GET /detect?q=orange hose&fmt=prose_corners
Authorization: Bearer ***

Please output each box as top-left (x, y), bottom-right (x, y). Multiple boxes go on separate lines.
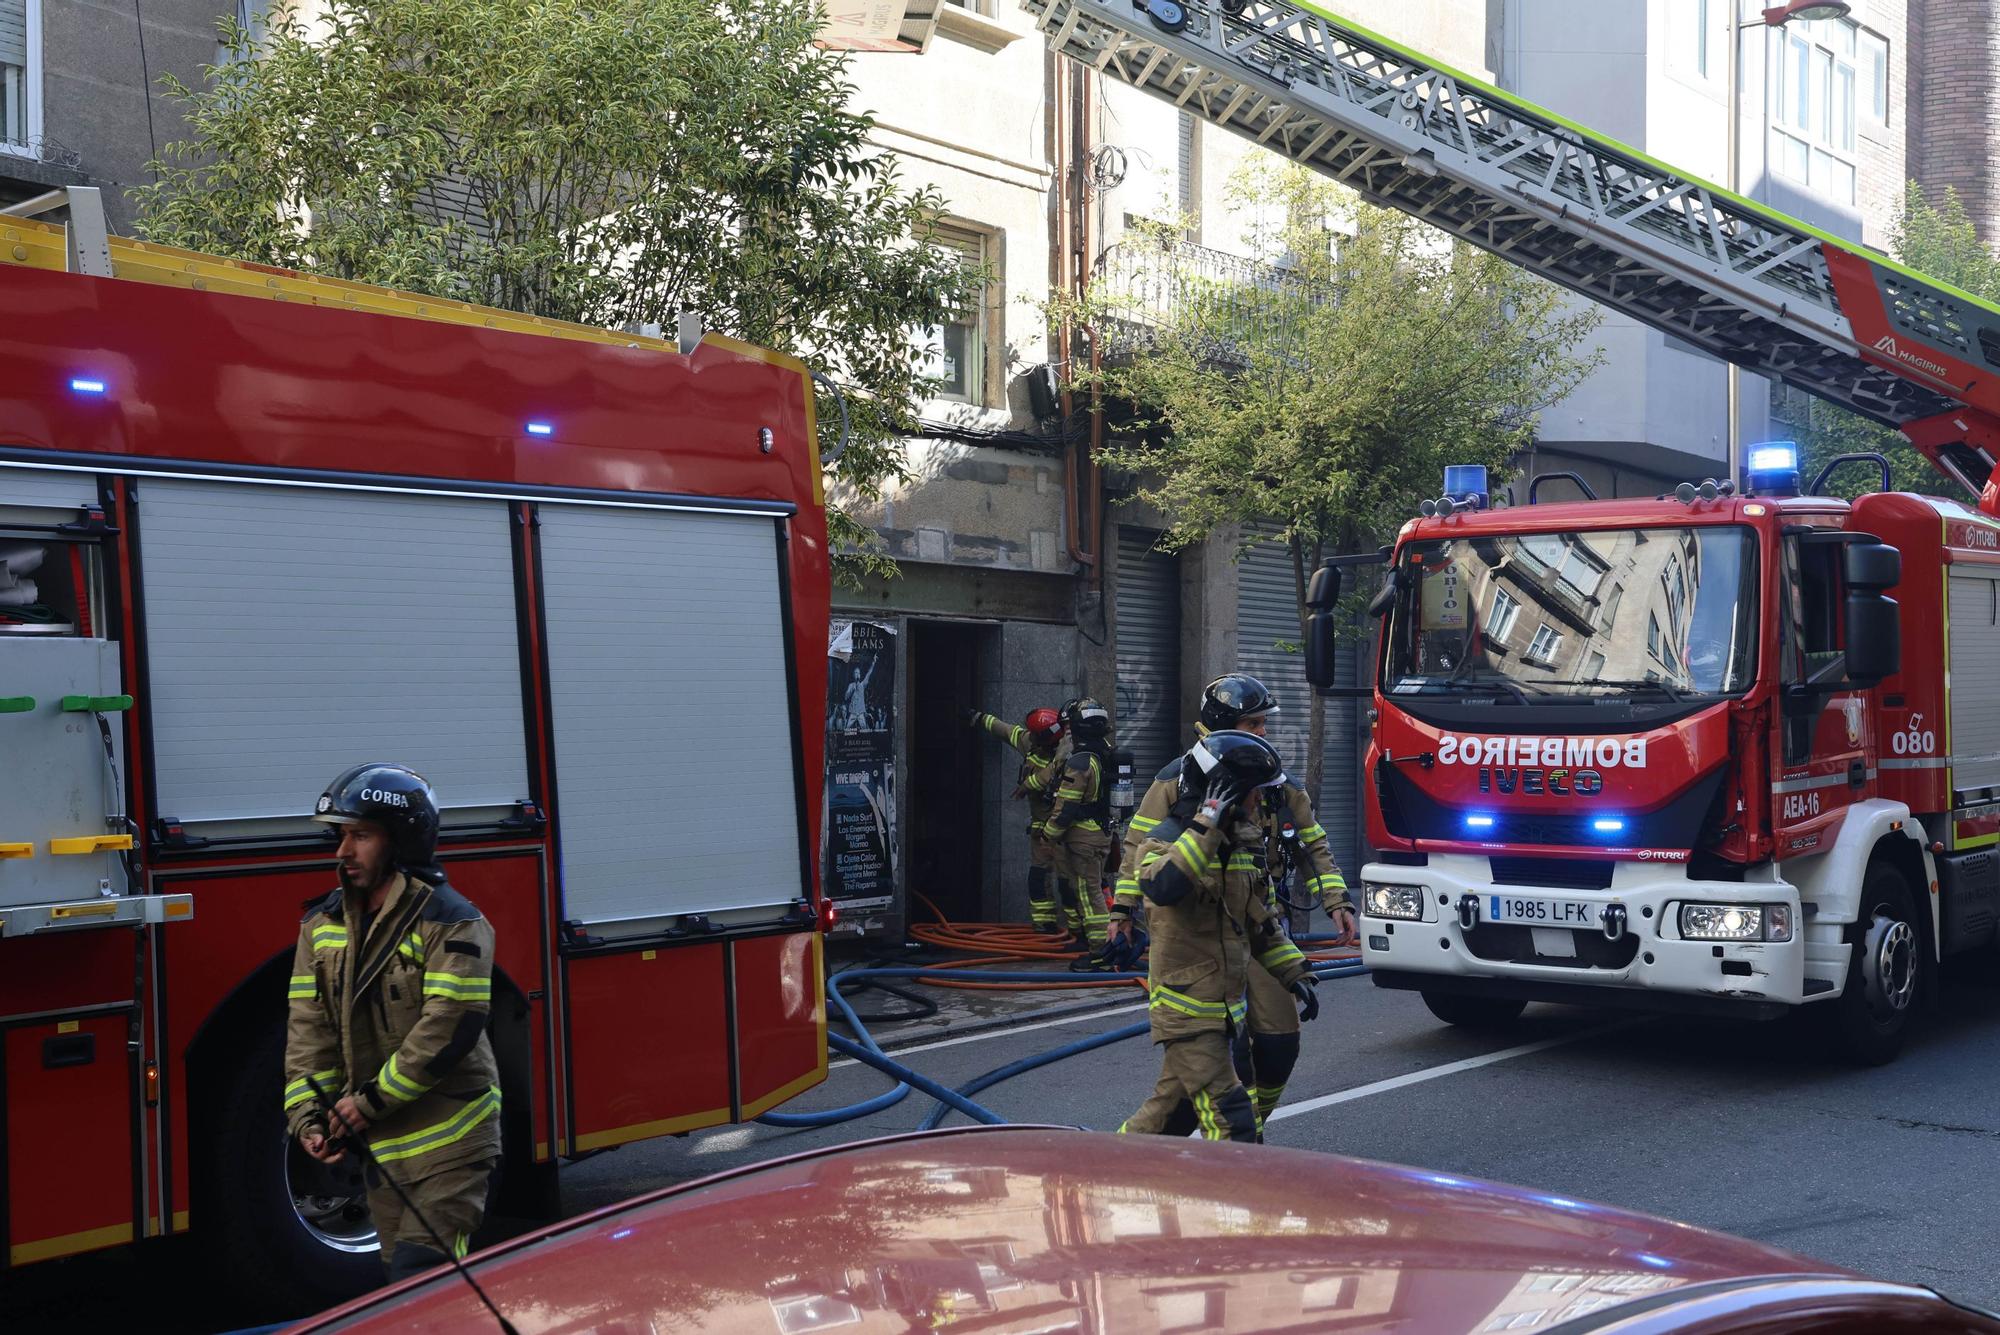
top-left (896, 889), bottom-right (1356, 991)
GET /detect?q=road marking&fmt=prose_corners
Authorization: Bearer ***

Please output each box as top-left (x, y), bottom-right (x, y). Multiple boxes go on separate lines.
top-left (1266, 1018), bottom-right (1645, 1123)
top-left (830, 1001), bottom-right (1150, 1069)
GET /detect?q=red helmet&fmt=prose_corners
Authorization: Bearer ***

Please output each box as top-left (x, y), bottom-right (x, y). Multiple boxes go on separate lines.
top-left (1025, 707), bottom-right (1064, 739)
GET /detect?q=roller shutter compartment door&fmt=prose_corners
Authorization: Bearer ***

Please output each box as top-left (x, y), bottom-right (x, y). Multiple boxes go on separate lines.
top-left (1238, 531), bottom-right (1362, 871)
top-left (137, 479), bottom-right (530, 839)
top-left (1949, 574), bottom-right (2000, 793)
top-left (535, 504), bottom-right (803, 937)
top-left (1115, 527), bottom-right (1181, 780)
top-left (0, 464), bottom-right (97, 527)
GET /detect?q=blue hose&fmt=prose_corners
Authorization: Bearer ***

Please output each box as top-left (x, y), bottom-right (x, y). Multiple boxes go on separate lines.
top-left (762, 954), bottom-right (1368, 1131)
top-left (913, 960), bottom-right (1369, 1131)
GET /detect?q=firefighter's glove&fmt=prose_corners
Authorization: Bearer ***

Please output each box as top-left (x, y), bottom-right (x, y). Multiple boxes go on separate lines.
top-left (966, 709), bottom-right (985, 729)
top-left (1292, 978), bottom-right (1320, 1024)
top-left (1197, 773), bottom-right (1249, 827)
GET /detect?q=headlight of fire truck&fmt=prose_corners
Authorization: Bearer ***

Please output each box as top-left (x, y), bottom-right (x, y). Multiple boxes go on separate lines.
top-left (1362, 882), bottom-right (1427, 921)
top-left (1677, 903), bottom-right (1794, 943)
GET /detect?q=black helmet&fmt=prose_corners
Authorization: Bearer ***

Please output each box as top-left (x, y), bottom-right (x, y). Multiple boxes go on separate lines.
top-left (1188, 729), bottom-right (1285, 792)
top-left (313, 763), bottom-right (440, 870)
top-left (1064, 696), bottom-right (1112, 743)
top-left (1199, 673), bottom-right (1280, 731)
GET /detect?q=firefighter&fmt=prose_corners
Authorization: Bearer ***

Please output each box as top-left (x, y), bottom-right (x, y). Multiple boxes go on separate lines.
top-left (285, 763), bottom-right (502, 1282)
top-left (1039, 696), bottom-right (1115, 949)
top-left (968, 705), bottom-right (1069, 932)
top-left (1113, 673), bottom-right (1355, 1132)
top-left (1117, 730), bottom-right (1316, 1143)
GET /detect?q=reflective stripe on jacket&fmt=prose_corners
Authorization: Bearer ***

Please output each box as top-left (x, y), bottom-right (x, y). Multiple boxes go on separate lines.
top-left (284, 872), bottom-right (502, 1179)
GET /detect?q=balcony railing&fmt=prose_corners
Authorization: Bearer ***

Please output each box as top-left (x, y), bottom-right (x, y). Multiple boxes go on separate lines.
top-left (1090, 236), bottom-right (1322, 369)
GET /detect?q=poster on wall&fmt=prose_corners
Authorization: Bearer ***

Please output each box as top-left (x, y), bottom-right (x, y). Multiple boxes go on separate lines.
top-left (824, 619), bottom-right (898, 930)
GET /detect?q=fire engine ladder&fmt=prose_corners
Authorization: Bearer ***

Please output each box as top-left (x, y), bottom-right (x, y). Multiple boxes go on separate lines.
top-left (1026, 0), bottom-right (2000, 512)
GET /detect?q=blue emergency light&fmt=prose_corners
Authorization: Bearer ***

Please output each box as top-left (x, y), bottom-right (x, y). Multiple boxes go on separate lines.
top-left (1464, 814), bottom-right (1496, 831)
top-left (70, 377), bottom-right (107, 394)
top-left (1743, 441), bottom-right (1800, 497)
top-left (525, 421), bottom-right (555, 437)
top-left (1591, 816), bottom-right (1627, 835)
top-left (1443, 464), bottom-right (1489, 509)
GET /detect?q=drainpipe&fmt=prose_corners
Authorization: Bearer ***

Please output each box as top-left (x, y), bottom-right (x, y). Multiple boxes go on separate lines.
top-left (1061, 61), bottom-right (1102, 583)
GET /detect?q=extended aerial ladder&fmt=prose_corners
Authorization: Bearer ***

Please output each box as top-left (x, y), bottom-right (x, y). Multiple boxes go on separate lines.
top-left (1024, 0), bottom-right (2000, 514)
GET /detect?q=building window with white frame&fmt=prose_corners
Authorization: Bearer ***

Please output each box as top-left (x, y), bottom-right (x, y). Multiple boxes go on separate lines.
top-left (1526, 623), bottom-right (1562, 666)
top-left (1858, 27), bottom-right (1889, 129)
top-left (1770, 16), bottom-right (1861, 205)
top-left (1486, 588), bottom-right (1520, 645)
top-left (917, 224), bottom-right (995, 407)
top-left (0, 0), bottom-right (36, 153)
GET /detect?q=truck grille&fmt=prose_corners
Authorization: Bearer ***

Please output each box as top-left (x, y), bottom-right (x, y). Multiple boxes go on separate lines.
top-left (1489, 857), bottom-right (1614, 890)
top-left (1464, 924), bottom-right (1640, 970)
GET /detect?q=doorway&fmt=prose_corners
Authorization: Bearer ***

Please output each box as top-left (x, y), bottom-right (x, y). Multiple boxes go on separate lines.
top-left (907, 620), bottom-right (993, 925)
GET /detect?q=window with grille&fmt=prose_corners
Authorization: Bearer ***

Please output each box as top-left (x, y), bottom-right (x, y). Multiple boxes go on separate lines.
top-left (0, 0), bottom-right (34, 152)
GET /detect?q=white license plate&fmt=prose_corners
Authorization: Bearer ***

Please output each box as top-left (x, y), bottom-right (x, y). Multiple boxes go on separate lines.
top-left (1485, 894), bottom-right (1599, 928)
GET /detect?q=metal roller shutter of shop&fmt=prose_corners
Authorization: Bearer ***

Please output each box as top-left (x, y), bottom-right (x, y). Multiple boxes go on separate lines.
top-left (1949, 574), bottom-right (2000, 792)
top-left (536, 504), bottom-right (803, 935)
top-left (1115, 527), bottom-right (1182, 780)
top-left (136, 478), bottom-right (529, 838)
top-left (1237, 529), bottom-right (1364, 875)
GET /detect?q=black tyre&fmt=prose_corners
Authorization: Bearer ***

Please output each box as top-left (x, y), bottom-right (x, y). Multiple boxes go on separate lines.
top-left (202, 1022), bottom-right (378, 1320)
top-left (1421, 990), bottom-right (1528, 1030)
top-left (1824, 862), bottom-right (1925, 1066)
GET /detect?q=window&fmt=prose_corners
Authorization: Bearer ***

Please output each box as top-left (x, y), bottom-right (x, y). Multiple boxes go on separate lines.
top-left (0, 0), bottom-right (36, 154)
top-left (1671, 0), bottom-right (1713, 81)
top-left (917, 225), bottom-right (994, 406)
top-left (1771, 17), bottom-right (1862, 203)
top-left (1527, 623), bottom-right (1562, 666)
top-left (1155, 1289), bottom-right (1224, 1333)
top-left (1860, 29), bottom-right (1889, 127)
top-left (1518, 534), bottom-right (1607, 599)
top-left (1485, 1313), bottom-right (1548, 1333)
top-left (1582, 650), bottom-right (1606, 680)
top-left (1486, 588), bottom-right (1520, 644)
top-left (943, 0), bottom-right (993, 10)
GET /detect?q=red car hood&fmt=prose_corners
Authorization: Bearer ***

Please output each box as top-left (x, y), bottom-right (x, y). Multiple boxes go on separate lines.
top-left (296, 1127), bottom-right (1852, 1334)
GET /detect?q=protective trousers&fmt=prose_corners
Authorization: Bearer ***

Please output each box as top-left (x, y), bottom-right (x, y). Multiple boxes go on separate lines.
top-left (1118, 1030), bottom-right (1258, 1143)
top-left (1233, 960), bottom-right (1304, 1130)
top-left (367, 1154), bottom-right (498, 1281)
top-left (1051, 828), bottom-right (1111, 947)
top-left (1027, 834), bottom-right (1060, 930)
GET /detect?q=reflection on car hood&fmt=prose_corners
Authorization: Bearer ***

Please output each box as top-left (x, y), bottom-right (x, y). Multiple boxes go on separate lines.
top-left (302, 1127), bottom-right (1850, 1335)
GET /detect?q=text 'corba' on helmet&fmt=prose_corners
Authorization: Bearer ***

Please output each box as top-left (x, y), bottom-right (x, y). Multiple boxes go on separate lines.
top-left (1025, 706), bottom-right (1065, 740)
top-left (1198, 673), bottom-right (1280, 732)
top-left (1188, 729), bottom-right (1286, 791)
top-left (313, 762), bottom-right (441, 870)
top-left (1064, 696), bottom-right (1112, 742)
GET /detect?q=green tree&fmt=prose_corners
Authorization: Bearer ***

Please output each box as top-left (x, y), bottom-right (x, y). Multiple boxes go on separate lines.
top-left (1066, 163), bottom-right (1601, 801)
top-left (130, 0), bottom-right (978, 584)
top-left (1788, 183), bottom-right (1994, 499)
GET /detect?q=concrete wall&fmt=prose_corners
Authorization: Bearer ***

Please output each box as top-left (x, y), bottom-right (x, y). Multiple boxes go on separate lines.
top-left (0, 1), bottom-right (230, 229)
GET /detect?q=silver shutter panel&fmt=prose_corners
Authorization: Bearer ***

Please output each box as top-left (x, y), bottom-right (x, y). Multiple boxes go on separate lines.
top-left (536, 505), bottom-right (802, 932)
top-left (1949, 574), bottom-right (2000, 792)
top-left (0, 3), bottom-right (26, 70)
top-left (138, 479), bottom-right (529, 836)
top-left (1115, 526), bottom-right (1182, 780)
top-left (1237, 528), bottom-right (1362, 873)
top-left (0, 465), bottom-right (96, 526)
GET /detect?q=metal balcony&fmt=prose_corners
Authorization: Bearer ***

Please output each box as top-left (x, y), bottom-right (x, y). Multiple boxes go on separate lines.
top-left (1090, 236), bottom-right (1321, 370)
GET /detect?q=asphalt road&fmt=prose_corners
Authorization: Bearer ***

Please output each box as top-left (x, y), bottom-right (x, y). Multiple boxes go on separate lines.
top-left (9, 968), bottom-right (2000, 1329)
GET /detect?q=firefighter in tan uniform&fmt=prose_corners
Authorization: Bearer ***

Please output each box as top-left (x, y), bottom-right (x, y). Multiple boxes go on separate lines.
top-left (969, 706), bottom-right (1069, 931)
top-left (285, 763), bottom-right (502, 1282)
top-left (1039, 697), bottom-right (1115, 949)
top-left (1117, 730), bottom-right (1317, 1143)
top-left (1113, 674), bottom-right (1355, 1132)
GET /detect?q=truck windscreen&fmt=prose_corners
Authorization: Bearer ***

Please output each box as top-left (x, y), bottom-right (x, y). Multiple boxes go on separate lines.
top-left (1383, 526), bottom-right (1758, 703)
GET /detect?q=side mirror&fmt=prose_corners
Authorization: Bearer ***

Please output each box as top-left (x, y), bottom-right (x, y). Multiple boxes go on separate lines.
top-left (1306, 565), bottom-right (1342, 611)
top-left (1306, 608), bottom-right (1338, 689)
top-left (1366, 568), bottom-right (1401, 618)
top-left (1844, 593), bottom-right (1901, 687)
top-left (1844, 540), bottom-right (1900, 591)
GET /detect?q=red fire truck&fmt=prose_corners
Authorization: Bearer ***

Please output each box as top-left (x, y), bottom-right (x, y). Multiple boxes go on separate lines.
top-left (0, 191), bottom-right (830, 1303)
top-left (1014, 0), bottom-right (2000, 1064)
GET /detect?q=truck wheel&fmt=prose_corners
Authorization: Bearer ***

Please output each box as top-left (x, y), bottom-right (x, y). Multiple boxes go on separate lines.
top-left (1826, 863), bottom-right (1924, 1066)
top-left (202, 1022), bottom-right (379, 1319)
top-left (1421, 991), bottom-right (1527, 1030)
